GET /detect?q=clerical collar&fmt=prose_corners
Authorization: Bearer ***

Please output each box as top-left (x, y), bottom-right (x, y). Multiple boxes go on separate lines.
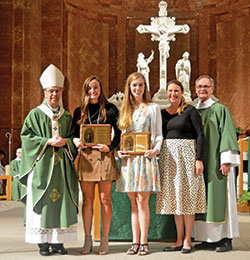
top-left (47, 104), bottom-right (60, 114)
top-left (197, 97), bottom-right (215, 109)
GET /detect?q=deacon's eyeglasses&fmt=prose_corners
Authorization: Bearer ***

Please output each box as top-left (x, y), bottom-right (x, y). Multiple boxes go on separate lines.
top-left (196, 85), bottom-right (212, 89)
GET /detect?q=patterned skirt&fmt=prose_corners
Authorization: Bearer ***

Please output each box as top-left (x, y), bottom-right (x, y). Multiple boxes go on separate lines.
top-left (115, 155), bottom-right (160, 193)
top-left (156, 139), bottom-right (206, 215)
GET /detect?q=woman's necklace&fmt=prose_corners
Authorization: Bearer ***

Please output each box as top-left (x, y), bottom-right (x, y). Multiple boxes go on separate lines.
top-left (133, 102), bottom-right (145, 111)
top-left (87, 106), bottom-right (101, 124)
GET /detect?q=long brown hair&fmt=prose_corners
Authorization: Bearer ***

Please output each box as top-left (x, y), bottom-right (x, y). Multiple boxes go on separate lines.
top-left (167, 79), bottom-right (188, 115)
top-left (78, 75), bottom-right (107, 125)
top-left (118, 72), bottom-right (152, 130)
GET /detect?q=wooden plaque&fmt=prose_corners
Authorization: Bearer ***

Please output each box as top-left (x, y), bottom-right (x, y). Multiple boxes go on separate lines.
top-left (80, 124), bottom-right (111, 146)
top-left (121, 132), bottom-right (151, 155)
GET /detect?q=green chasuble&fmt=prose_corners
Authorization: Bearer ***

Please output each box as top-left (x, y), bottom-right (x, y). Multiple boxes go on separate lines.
top-left (196, 103), bottom-right (239, 223)
top-left (9, 159), bottom-right (22, 201)
top-left (19, 106), bottom-right (79, 229)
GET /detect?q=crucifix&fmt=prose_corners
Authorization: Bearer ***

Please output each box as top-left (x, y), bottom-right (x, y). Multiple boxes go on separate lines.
top-left (137, 1), bottom-right (190, 91)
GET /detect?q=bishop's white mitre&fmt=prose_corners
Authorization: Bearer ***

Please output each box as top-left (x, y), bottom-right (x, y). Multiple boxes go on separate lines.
top-left (40, 64), bottom-right (65, 89)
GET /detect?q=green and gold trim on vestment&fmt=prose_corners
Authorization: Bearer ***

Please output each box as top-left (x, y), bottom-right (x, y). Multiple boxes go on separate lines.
top-left (32, 146), bottom-right (55, 211)
top-left (63, 148), bottom-right (79, 210)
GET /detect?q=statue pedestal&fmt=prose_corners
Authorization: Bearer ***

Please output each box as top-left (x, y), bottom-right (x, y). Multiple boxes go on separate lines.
top-left (152, 88), bottom-right (170, 110)
top-left (183, 93), bottom-right (192, 103)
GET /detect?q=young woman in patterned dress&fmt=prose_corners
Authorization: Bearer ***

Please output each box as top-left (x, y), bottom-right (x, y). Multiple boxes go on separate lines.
top-left (116, 72), bottom-right (163, 256)
top-left (156, 80), bottom-right (206, 253)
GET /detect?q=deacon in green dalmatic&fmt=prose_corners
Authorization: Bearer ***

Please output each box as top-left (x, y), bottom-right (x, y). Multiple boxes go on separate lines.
top-left (193, 75), bottom-right (240, 253)
top-left (20, 64), bottom-right (78, 256)
top-left (9, 148), bottom-right (22, 201)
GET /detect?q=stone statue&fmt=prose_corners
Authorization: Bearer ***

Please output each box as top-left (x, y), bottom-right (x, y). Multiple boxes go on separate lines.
top-left (136, 0), bottom-right (190, 91)
top-left (108, 1), bottom-right (191, 111)
top-left (107, 91), bottom-right (124, 109)
top-left (137, 50), bottom-right (154, 91)
top-left (175, 52), bottom-right (192, 102)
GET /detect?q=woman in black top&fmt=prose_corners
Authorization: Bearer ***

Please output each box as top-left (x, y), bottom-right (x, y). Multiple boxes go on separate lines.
top-left (72, 75), bottom-right (120, 255)
top-left (156, 80), bottom-right (206, 253)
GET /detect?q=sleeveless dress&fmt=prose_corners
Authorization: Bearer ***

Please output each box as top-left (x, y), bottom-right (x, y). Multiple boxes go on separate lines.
top-left (116, 105), bottom-right (160, 192)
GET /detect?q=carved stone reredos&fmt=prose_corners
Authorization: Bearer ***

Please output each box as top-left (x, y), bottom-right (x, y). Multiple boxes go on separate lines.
top-left (107, 92), bottom-right (124, 109)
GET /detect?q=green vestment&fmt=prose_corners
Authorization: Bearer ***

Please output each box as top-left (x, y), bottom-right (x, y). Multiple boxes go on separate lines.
top-left (20, 106), bottom-right (78, 229)
top-left (196, 103), bottom-right (239, 223)
top-left (10, 159), bottom-right (22, 201)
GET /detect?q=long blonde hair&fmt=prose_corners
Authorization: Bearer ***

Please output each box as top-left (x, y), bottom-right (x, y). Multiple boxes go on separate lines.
top-left (167, 80), bottom-right (188, 115)
top-left (118, 72), bottom-right (152, 130)
top-left (78, 75), bottom-right (107, 125)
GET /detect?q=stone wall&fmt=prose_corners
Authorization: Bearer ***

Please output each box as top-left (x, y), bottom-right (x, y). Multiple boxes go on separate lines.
top-left (0, 0), bottom-right (250, 162)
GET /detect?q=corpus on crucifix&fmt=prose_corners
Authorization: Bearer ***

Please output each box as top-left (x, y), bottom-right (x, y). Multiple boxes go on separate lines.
top-left (136, 1), bottom-right (190, 91)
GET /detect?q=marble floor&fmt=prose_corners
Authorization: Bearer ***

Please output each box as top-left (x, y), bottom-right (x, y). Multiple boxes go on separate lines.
top-left (0, 200), bottom-right (250, 260)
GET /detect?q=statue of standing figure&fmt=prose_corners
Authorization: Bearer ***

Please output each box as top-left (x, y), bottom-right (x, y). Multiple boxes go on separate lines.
top-left (175, 52), bottom-right (192, 102)
top-left (137, 50), bottom-right (154, 91)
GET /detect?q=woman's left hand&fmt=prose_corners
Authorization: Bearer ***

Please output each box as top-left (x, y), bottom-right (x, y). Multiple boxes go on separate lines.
top-left (195, 160), bottom-right (204, 175)
top-left (92, 144), bottom-right (110, 153)
top-left (144, 148), bottom-right (159, 159)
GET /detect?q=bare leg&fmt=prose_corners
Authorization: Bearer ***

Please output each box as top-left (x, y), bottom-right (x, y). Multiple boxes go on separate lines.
top-left (183, 214), bottom-right (195, 249)
top-left (80, 181), bottom-right (95, 235)
top-left (80, 181), bottom-right (95, 254)
top-left (98, 181), bottom-right (113, 237)
top-left (174, 215), bottom-right (185, 247)
top-left (136, 192), bottom-right (151, 255)
top-left (127, 192), bottom-right (140, 252)
top-left (137, 192), bottom-right (151, 244)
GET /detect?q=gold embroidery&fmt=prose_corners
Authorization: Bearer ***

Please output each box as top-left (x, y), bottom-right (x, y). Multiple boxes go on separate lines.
top-left (54, 152), bottom-right (62, 165)
top-left (52, 114), bottom-right (60, 121)
top-left (49, 188), bottom-right (61, 202)
top-left (50, 122), bottom-right (61, 130)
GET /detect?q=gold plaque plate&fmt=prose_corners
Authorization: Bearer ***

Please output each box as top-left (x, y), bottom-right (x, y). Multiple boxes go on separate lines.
top-left (121, 132), bottom-right (151, 155)
top-left (80, 124), bottom-right (111, 146)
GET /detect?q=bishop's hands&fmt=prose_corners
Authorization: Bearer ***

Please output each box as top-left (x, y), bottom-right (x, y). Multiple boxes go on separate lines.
top-left (48, 134), bottom-right (66, 147)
